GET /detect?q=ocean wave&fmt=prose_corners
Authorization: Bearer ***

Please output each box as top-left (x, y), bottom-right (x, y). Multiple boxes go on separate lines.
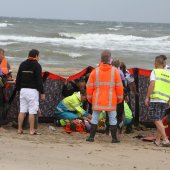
top-left (75, 23), bottom-right (87, 25)
top-left (45, 32), bottom-right (75, 39)
top-left (115, 25), bottom-right (123, 28)
top-left (0, 23), bottom-right (13, 28)
top-left (106, 28), bottom-right (119, 31)
top-left (53, 50), bottom-right (84, 58)
top-left (0, 42), bottom-right (18, 45)
top-left (1, 33), bottom-right (170, 53)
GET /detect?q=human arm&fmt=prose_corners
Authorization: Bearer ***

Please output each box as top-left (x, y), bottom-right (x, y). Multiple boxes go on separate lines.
top-left (144, 70), bottom-right (155, 107)
top-left (115, 68), bottom-right (124, 104)
top-left (86, 71), bottom-right (95, 103)
top-left (35, 64), bottom-right (45, 100)
top-left (144, 80), bottom-right (155, 107)
top-left (15, 65), bottom-right (22, 92)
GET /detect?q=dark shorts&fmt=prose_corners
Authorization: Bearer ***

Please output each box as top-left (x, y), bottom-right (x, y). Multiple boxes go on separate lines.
top-left (148, 102), bottom-right (167, 122)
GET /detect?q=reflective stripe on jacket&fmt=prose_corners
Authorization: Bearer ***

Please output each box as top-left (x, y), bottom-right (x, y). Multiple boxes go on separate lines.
top-left (0, 57), bottom-right (8, 75)
top-left (86, 63), bottom-right (124, 111)
top-left (150, 69), bottom-right (170, 102)
top-left (63, 92), bottom-right (86, 117)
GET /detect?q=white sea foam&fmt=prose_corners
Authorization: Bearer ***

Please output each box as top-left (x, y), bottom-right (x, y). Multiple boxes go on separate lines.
top-left (0, 42), bottom-right (18, 45)
top-left (68, 52), bottom-right (83, 58)
top-left (106, 28), bottom-right (119, 31)
top-left (53, 50), bottom-right (84, 58)
top-left (115, 25), bottom-right (123, 28)
top-left (0, 23), bottom-right (13, 28)
top-left (1, 33), bottom-right (170, 53)
top-left (75, 23), bottom-right (86, 25)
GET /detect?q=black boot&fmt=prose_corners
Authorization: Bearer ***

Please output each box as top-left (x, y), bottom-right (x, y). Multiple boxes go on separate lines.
top-left (110, 125), bottom-right (120, 143)
top-left (86, 124), bottom-right (97, 142)
top-left (105, 113), bottom-right (110, 135)
top-left (105, 124), bottom-right (110, 135)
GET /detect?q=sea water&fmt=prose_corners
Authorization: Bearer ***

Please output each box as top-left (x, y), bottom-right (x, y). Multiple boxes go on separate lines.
top-left (0, 16), bottom-right (170, 69)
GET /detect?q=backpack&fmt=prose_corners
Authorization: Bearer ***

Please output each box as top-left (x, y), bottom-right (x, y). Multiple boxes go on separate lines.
top-left (64, 119), bottom-right (86, 133)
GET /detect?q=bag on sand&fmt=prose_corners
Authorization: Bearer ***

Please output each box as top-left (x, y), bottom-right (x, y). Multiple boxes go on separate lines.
top-left (64, 119), bottom-right (86, 133)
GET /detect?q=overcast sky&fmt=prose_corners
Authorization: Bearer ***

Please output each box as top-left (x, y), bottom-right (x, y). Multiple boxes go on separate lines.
top-left (1, 0), bottom-right (170, 23)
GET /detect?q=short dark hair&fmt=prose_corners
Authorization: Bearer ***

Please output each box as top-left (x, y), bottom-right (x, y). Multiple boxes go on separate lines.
top-left (28, 49), bottom-right (39, 58)
top-left (101, 50), bottom-right (111, 64)
top-left (80, 89), bottom-right (87, 96)
top-left (112, 58), bottom-right (120, 68)
top-left (160, 54), bottom-right (167, 60)
top-left (155, 55), bottom-right (165, 66)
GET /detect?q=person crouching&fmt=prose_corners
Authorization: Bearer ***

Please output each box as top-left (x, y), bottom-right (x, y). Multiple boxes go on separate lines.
top-left (54, 89), bottom-right (88, 125)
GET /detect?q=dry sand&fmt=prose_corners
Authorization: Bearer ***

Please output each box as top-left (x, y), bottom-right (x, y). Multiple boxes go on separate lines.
top-left (0, 124), bottom-right (170, 170)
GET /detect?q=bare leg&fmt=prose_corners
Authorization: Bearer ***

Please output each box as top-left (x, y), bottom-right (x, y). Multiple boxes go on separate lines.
top-left (18, 112), bottom-right (25, 133)
top-left (29, 114), bottom-right (35, 134)
top-left (155, 120), bottom-right (169, 143)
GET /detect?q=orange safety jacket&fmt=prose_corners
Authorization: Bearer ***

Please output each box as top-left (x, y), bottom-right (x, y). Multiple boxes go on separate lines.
top-left (86, 63), bottom-right (124, 111)
top-left (0, 57), bottom-right (9, 75)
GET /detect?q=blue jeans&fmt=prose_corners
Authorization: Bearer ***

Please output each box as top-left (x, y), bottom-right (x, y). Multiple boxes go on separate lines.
top-left (91, 110), bottom-right (117, 125)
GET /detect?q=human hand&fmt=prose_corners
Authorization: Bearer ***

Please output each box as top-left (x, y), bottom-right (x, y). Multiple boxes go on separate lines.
top-left (124, 95), bottom-right (129, 103)
top-left (144, 97), bottom-right (150, 107)
top-left (41, 94), bottom-right (45, 101)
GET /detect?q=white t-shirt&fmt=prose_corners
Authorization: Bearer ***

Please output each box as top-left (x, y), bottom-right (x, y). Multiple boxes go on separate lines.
top-left (125, 70), bottom-right (134, 84)
top-left (150, 70), bottom-right (167, 103)
top-left (165, 65), bottom-right (170, 72)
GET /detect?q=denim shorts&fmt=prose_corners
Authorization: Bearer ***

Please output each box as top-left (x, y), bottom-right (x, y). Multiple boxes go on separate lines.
top-left (148, 102), bottom-right (167, 121)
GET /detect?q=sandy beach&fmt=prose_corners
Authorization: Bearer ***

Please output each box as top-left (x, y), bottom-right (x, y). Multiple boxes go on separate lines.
top-left (1, 65), bottom-right (169, 170)
top-left (0, 124), bottom-right (170, 170)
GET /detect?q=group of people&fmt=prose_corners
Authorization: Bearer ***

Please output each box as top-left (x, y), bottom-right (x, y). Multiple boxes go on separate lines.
top-left (54, 50), bottom-right (137, 143)
top-left (0, 48), bottom-right (170, 146)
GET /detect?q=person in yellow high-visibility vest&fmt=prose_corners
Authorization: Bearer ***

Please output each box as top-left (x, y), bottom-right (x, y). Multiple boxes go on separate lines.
top-left (145, 55), bottom-right (170, 147)
top-left (54, 89), bottom-right (88, 125)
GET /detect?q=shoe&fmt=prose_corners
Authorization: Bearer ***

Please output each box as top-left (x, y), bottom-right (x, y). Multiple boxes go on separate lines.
top-left (162, 141), bottom-right (170, 147)
top-left (153, 140), bottom-right (162, 147)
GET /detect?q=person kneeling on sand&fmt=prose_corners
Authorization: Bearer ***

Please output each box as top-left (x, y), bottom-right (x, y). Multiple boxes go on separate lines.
top-left (16, 49), bottom-right (45, 135)
top-left (54, 89), bottom-right (89, 126)
top-left (145, 55), bottom-right (170, 147)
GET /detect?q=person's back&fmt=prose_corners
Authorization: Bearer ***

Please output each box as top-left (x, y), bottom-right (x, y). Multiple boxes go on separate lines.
top-left (16, 59), bottom-right (43, 92)
top-left (88, 63), bottom-right (123, 110)
top-left (86, 50), bottom-right (123, 143)
top-left (16, 49), bottom-right (45, 135)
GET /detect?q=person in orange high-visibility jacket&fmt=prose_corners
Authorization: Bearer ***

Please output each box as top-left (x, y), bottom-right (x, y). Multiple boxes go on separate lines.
top-left (86, 50), bottom-right (123, 143)
top-left (0, 48), bottom-right (12, 78)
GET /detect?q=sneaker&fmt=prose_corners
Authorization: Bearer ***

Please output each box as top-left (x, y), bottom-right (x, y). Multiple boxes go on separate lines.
top-left (153, 140), bottom-right (162, 147)
top-left (162, 141), bottom-right (170, 147)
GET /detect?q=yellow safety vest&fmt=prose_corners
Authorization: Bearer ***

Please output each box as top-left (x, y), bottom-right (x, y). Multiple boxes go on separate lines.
top-left (150, 69), bottom-right (170, 102)
top-left (63, 92), bottom-right (86, 117)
